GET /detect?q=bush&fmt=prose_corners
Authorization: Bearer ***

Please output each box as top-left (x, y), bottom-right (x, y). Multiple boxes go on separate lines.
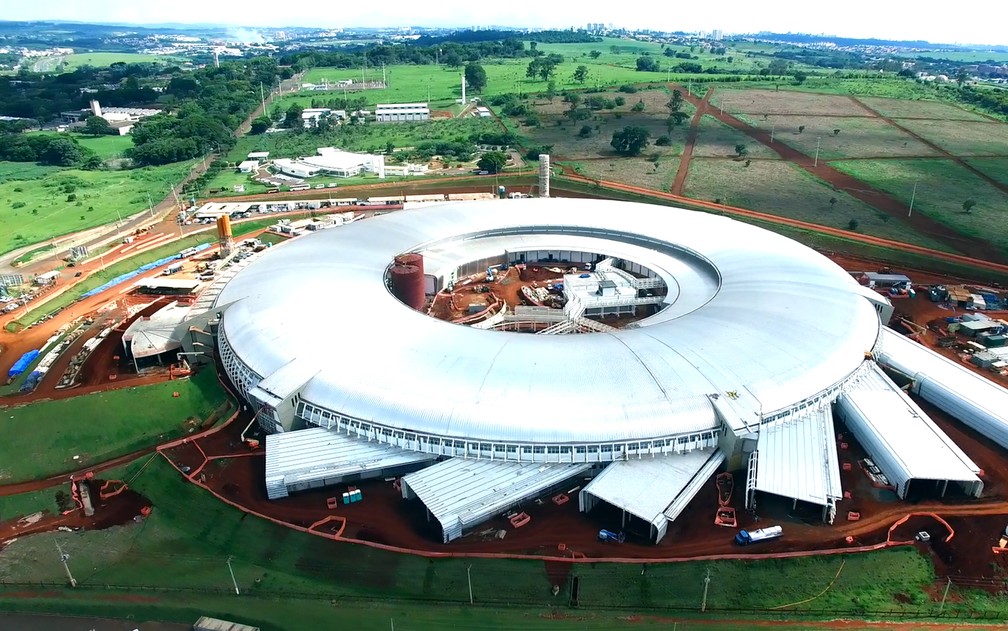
top-left (618, 84), bottom-right (638, 93)
top-left (66, 193), bottom-right (76, 202)
top-left (655, 135), bottom-right (671, 146)
top-left (631, 101), bottom-right (645, 112)
top-left (578, 125), bottom-right (593, 138)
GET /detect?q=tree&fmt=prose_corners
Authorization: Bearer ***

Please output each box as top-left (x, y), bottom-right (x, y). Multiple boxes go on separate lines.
top-left (40, 137), bottom-right (84, 166)
top-left (798, 125), bottom-right (805, 134)
top-left (956, 68), bottom-right (970, 88)
top-left (829, 197), bottom-right (838, 209)
top-left (589, 50), bottom-right (602, 59)
top-left (734, 143), bottom-right (748, 158)
top-left (963, 198), bottom-right (976, 213)
top-left (250, 116), bottom-right (271, 134)
top-left (631, 100), bottom-right (645, 112)
top-left (833, 129), bottom-right (841, 136)
top-left (668, 90), bottom-right (684, 113)
top-left (477, 151), bottom-right (508, 174)
top-left (610, 126), bottom-right (650, 156)
top-left (636, 56), bottom-right (660, 72)
top-left (847, 218), bottom-right (859, 231)
top-left (464, 62), bottom-right (487, 93)
top-left (545, 80), bottom-right (558, 100)
top-left (284, 103), bottom-right (304, 129)
top-left (578, 125), bottom-right (593, 138)
top-left (665, 111), bottom-right (689, 132)
top-left (573, 65), bottom-right (589, 84)
top-left (83, 115), bottom-right (112, 136)
top-left (442, 51), bottom-right (463, 69)
top-left (655, 135), bottom-right (671, 146)
top-left (793, 71), bottom-right (808, 84)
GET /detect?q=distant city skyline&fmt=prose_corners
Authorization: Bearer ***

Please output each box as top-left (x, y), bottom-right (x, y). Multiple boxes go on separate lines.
top-left (5, 1), bottom-right (1007, 47)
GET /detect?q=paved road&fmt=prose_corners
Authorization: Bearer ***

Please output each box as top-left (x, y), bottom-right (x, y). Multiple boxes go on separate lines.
top-left (0, 613), bottom-right (189, 631)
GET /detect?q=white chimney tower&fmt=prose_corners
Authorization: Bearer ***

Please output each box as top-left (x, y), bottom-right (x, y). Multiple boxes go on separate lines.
top-left (213, 50), bottom-right (220, 68)
top-left (89, 100), bottom-right (102, 118)
top-left (460, 74), bottom-right (466, 104)
top-left (538, 154), bottom-right (550, 198)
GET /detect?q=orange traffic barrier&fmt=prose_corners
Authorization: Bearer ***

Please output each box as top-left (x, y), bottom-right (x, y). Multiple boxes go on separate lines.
top-left (843, 491), bottom-right (852, 499)
top-left (552, 493), bottom-right (569, 506)
top-left (327, 497), bottom-right (339, 510)
top-left (510, 512), bottom-right (531, 528)
top-left (847, 511), bottom-right (861, 521)
top-left (842, 463), bottom-right (852, 471)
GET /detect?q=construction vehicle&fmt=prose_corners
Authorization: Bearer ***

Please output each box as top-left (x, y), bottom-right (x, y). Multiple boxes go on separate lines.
top-left (598, 529), bottom-right (626, 543)
top-left (485, 263), bottom-right (507, 282)
top-left (734, 525), bottom-right (783, 546)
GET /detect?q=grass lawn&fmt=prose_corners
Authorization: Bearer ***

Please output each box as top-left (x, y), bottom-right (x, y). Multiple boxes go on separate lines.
top-left (0, 368), bottom-right (228, 483)
top-left (22, 132), bottom-right (136, 161)
top-left (693, 115), bottom-right (781, 159)
top-left (965, 157), bottom-right (1008, 187)
top-left (682, 158), bottom-right (956, 252)
top-left (576, 157), bottom-right (682, 192)
top-left (856, 96), bottom-right (993, 121)
top-left (710, 87), bottom-right (870, 116)
top-left (0, 454), bottom-right (1006, 625)
top-left (6, 233), bottom-right (215, 331)
top-left (887, 118), bottom-right (1008, 156)
top-left (735, 115), bottom-right (940, 160)
top-left (830, 158), bottom-right (1008, 254)
top-left (39, 52), bottom-right (178, 71)
top-left (0, 160), bottom-right (193, 256)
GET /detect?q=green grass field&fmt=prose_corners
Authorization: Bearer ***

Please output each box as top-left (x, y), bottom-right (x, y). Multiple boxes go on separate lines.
top-left (682, 158), bottom-right (957, 252)
top-left (31, 52), bottom-right (179, 73)
top-left (0, 368), bottom-right (228, 483)
top-left (0, 160), bottom-right (193, 257)
top-left (0, 453), bottom-right (1006, 627)
top-left (830, 158), bottom-right (1008, 255)
top-left (964, 157), bottom-right (1008, 186)
top-left (888, 118), bottom-right (1008, 156)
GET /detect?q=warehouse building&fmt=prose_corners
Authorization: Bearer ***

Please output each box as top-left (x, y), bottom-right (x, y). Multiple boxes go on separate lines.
top-left (375, 103), bottom-right (430, 122)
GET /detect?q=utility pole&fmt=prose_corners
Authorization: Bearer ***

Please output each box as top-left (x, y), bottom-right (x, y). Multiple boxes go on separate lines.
top-left (147, 193), bottom-right (155, 219)
top-left (814, 136), bottom-right (821, 167)
top-left (700, 568), bottom-right (711, 612)
top-left (908, 181), bottom-right (918, 217)
top-left (467, 564), bottom-right (474, 605)
top-left (260, 82), bottom-right (266, 115)
top-left (939, 576), bottom-right (952, 614)
top-left (56, 540), bottom-right (76, 587)
top-left (227, 556), bottom-right (240, 595)
top-left (770, 124), bottom-right (775, 143)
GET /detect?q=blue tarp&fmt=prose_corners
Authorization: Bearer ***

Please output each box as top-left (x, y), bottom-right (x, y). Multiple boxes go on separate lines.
top-left (8, 349), bottom-right (40, 380)
top-left (19, 370), bottom-right (42, 393)
top-left (80, 243), bottom-right (213, 299)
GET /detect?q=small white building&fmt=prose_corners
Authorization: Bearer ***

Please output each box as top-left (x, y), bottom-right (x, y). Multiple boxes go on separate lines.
top-left (247, 151), bottom-right (270, 160)
top-left (238, 160), bottom-right (259, 173)
top-left (375, 103), bottom-right (430, 123)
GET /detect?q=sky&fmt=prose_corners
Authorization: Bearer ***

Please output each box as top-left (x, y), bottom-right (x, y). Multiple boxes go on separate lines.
top-left (5, 0), bottom-right (1007, 47)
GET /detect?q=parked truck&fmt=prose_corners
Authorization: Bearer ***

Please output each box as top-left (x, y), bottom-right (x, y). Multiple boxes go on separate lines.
top-left (734, 525), bottom-right (783, 546)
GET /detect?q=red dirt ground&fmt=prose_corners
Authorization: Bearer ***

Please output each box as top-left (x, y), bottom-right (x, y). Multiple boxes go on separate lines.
top-left (0, 478), bottom-right (152, 548)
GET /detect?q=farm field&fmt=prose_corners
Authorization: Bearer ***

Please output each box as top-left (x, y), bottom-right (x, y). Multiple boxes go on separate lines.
top-left (682, 158), bottom-right (955, 251)
top-left (0, 160), bottom-right (192, 256)
top-left (525, 90), bottom-right (694, 161)
top-left (578, 156), bottom-right (682, 191)
top-left (856, 96), bottom-right (993, 121)
top-left (31, 52), bottom-right (179, 72)
top-left (0, 368), bottom-right (227, 483)
top-left (740, 115), bottom-right (940, 160)
top-left (1, 454), bottom-right (1002, 623)
top-left (887, 118), bottom-right (1008, 157)
top-left (711, 87), bottom-right (870, 117)
top-left (830, 158), bottom-right (1008, 254)
top-left (964, 157), bottom-right (1008, 187)
top-left (692, 115), bottom-right (780, 159)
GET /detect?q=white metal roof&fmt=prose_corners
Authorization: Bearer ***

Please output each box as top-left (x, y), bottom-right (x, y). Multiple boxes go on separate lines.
top-left (215, 199), bottom-right (880, 448)
top-left (133, 278), bottom-right (201, 291)
top-left (753, 406), bottom-right (842, 508)
top-left (580, 449), bottom-right (722, 531)
top-left (401, 458), bottom-right (591, 540)
top-left (878, 326), bottom-right (1008, 449)
top-left (264, 427), bottom-right (435, 498)
top-left (835, 362), bottom-right (981, 497)
top-left (122, 301), bottom-right (190, 359)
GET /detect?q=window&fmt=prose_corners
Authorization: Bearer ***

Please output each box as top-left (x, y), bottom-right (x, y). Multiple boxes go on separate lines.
top-left (547, 446), bottom-right (560, 454)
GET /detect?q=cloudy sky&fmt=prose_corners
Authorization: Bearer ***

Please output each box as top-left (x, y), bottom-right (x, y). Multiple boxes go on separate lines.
top-left (6, 0), bottom-right (1006, 46)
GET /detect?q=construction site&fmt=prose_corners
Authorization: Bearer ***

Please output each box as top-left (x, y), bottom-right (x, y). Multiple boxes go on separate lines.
top-left (6, 189), bottom-right (1008, 604)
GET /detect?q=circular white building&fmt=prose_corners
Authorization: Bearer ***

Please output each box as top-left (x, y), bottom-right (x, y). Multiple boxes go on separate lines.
top-left (208, 198), bottom-right (892, 542)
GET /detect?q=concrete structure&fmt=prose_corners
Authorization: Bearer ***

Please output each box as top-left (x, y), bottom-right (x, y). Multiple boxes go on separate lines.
top-left (539, 154), bottom-right (550, 198)
top-left (238, 160), bottom-right (259, 173)
top-left (122, 300), bottom-right (191, 370)
top-left (375, 103), bottom-right (430, 122)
